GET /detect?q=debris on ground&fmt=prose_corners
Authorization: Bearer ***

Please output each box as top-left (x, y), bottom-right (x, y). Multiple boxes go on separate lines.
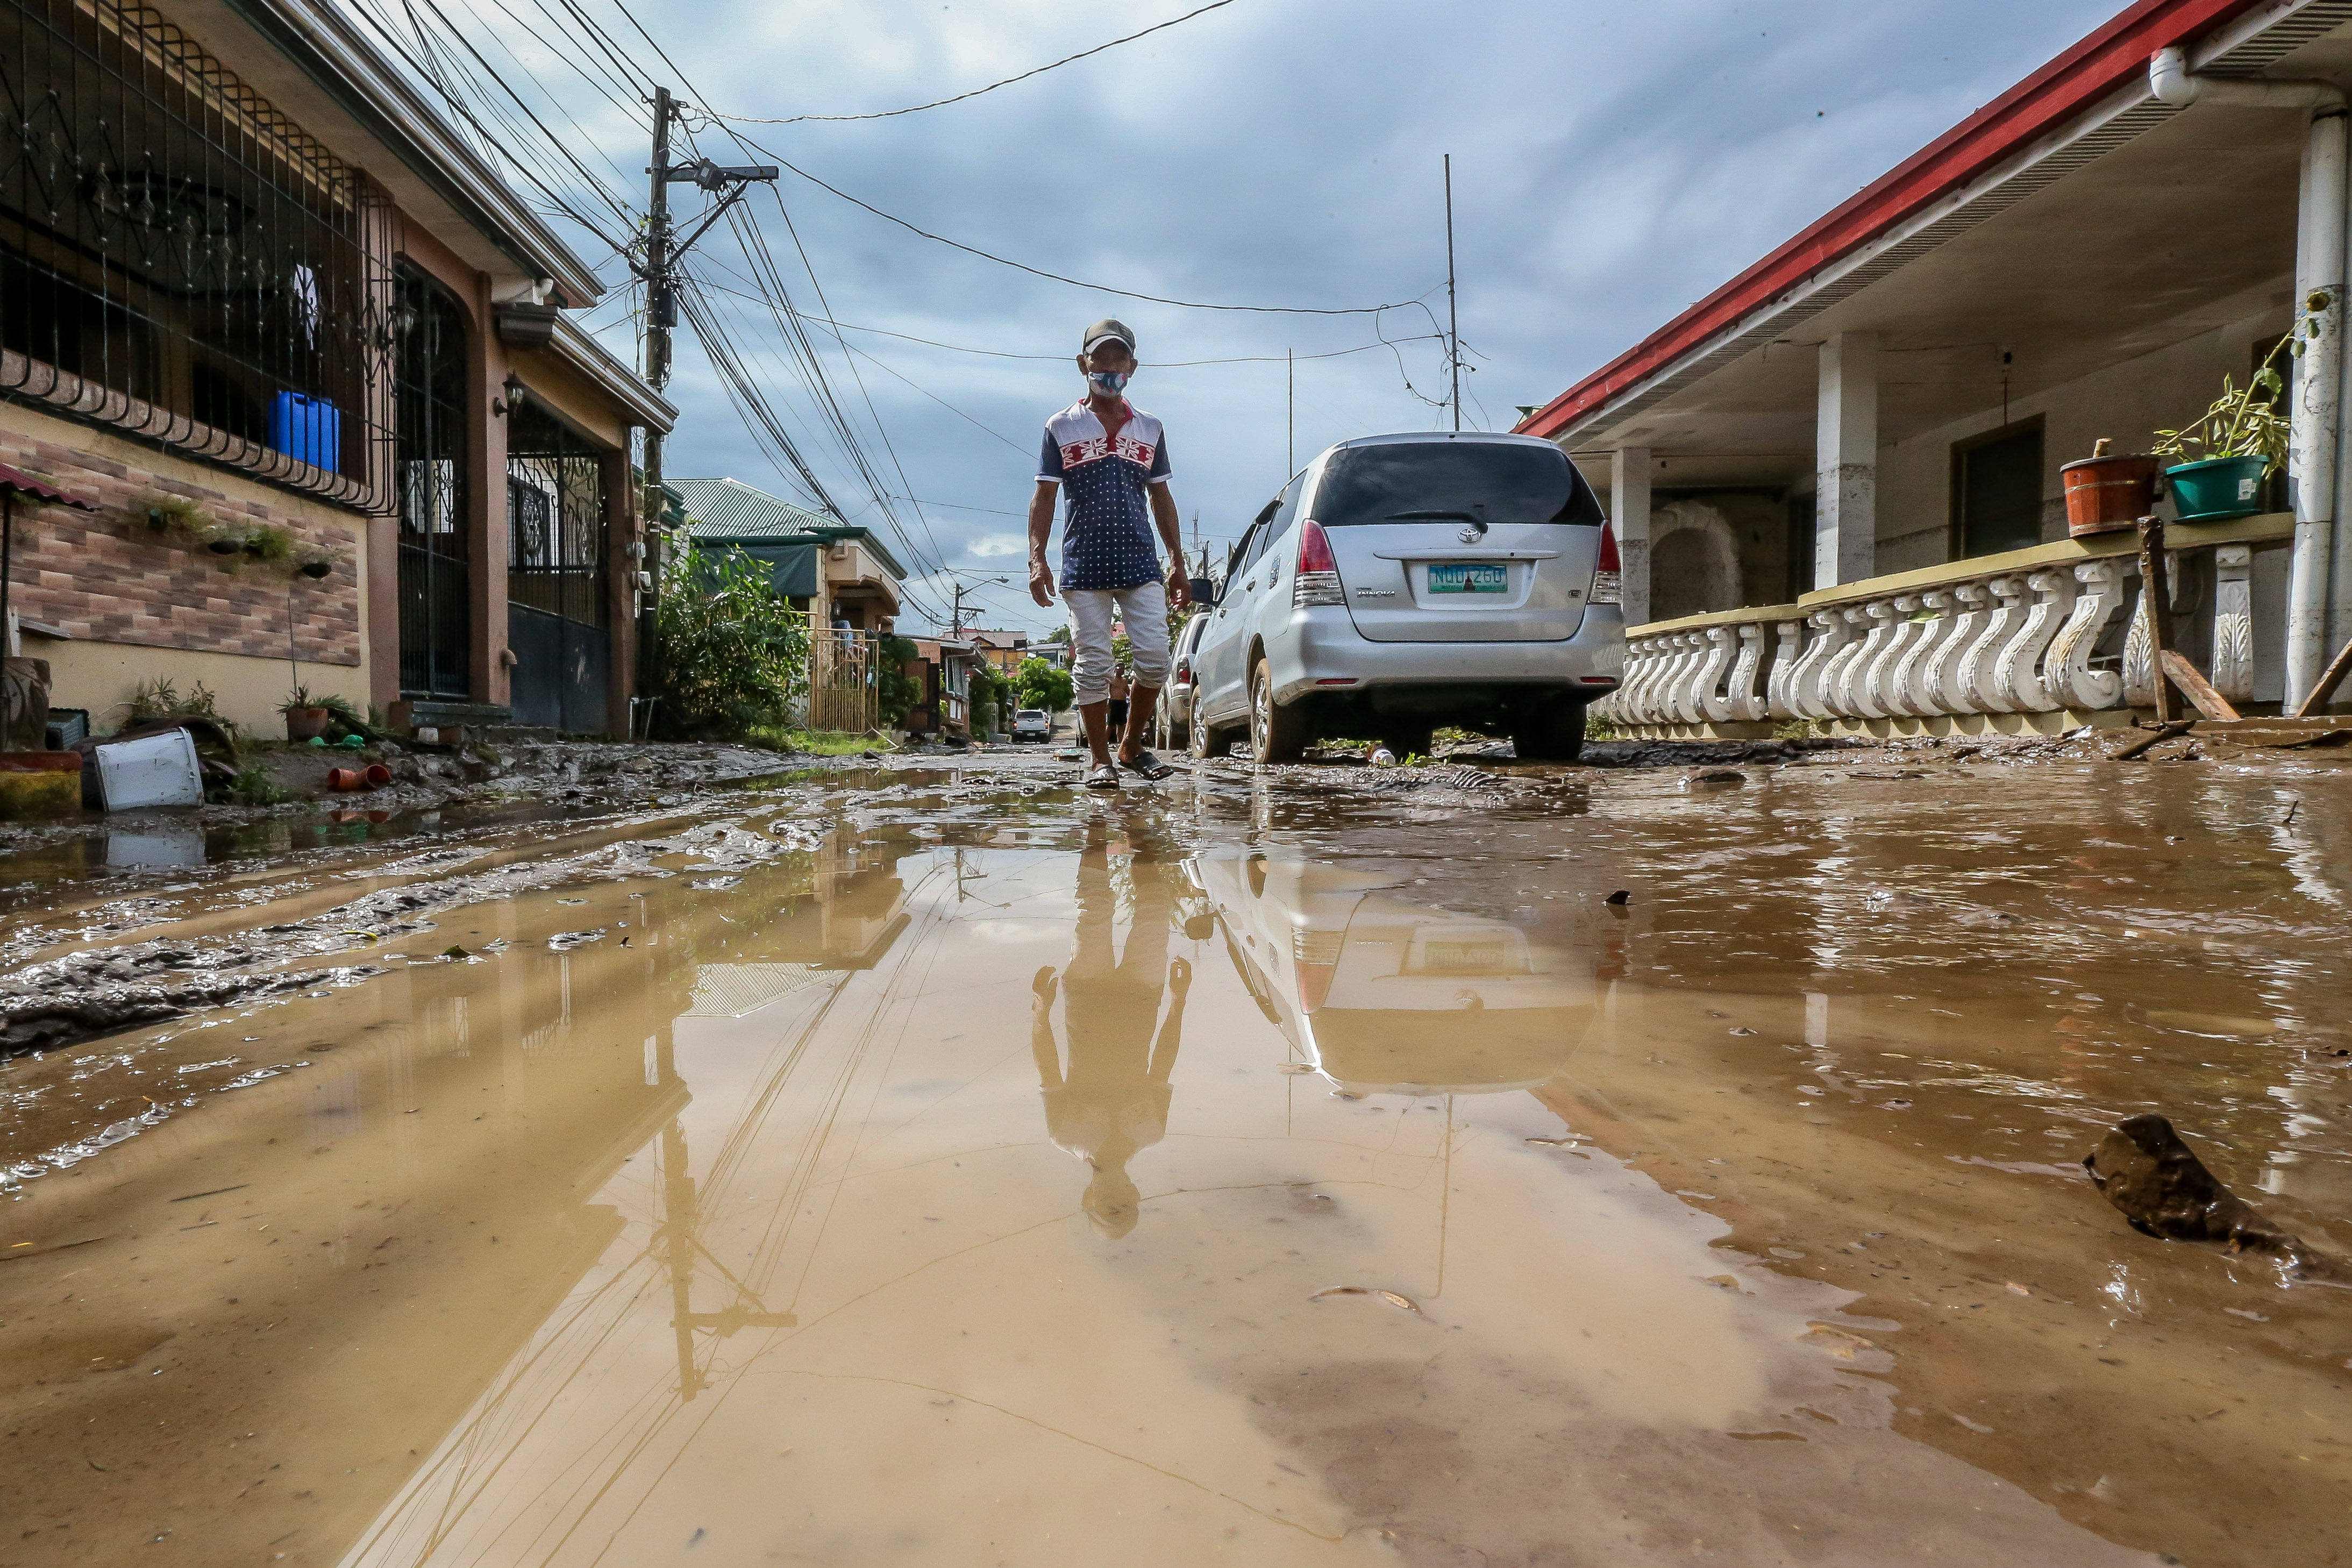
top-left (2084, 1114), bottom-right (2348, 1282)
top-left (1309, 1286), bottom-right (1426, 1315)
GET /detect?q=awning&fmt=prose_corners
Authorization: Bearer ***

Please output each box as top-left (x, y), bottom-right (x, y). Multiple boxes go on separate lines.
top-left (0, 464), bottom-right (95, 509)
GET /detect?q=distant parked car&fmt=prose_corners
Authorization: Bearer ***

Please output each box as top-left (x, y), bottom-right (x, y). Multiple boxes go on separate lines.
top-left (1187, 432), bottom-right (1624, 764)
top-left (1012, 708), bottom-right (1052, 742)
top-left (1155, 614), bottom-right (1210, 752)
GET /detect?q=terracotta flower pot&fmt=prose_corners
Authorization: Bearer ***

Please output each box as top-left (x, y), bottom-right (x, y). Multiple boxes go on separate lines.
top-left (284, 706), bottom-right (331, 742)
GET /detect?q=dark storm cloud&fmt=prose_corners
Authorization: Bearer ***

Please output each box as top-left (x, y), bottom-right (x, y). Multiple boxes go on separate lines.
top-left (528, 0), bottom-right (2130, 633)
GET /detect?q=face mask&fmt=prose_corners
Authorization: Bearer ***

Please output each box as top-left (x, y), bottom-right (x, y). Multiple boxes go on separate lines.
top-left (1086, 368), bottom-right (1130, 399)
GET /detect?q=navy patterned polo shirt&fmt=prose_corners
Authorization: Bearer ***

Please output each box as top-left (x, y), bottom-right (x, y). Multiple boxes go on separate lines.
top-left (1036, 400), bottom-right (1172, 591)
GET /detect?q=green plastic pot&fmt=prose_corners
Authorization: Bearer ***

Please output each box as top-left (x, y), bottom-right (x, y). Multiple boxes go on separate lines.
top-left (2164, 454), bottom-right (2270, 522)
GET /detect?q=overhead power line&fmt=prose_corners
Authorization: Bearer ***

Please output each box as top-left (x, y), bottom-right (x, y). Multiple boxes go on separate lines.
top-left (708, 0), bottom-right (1239, 125)
top-left (718, 131), bottom-right (1436, 318)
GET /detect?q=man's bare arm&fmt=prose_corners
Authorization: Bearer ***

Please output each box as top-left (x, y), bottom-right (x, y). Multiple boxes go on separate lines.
top-left (1150, 484), bottom-right (1191, 610)
top-left (1028, 481), bottom-right (1059, 607)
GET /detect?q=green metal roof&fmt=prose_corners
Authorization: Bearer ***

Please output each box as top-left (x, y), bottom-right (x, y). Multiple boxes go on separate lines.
top-left (671, 477), bottom-right (909, 580)
top-left (671, 477), bottom-right (829, 539)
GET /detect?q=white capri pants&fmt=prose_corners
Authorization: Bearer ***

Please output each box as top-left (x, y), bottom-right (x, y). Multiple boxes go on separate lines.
top-left (1065, 580), bottom-right (1170, 707)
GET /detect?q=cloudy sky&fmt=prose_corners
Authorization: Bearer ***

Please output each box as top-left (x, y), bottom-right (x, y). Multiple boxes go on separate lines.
top-left (432, 0), bottom-right (2127, 636)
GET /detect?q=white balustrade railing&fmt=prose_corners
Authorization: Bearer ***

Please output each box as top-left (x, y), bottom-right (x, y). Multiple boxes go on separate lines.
top-left (1594, 516), bottom-right (2291, 735)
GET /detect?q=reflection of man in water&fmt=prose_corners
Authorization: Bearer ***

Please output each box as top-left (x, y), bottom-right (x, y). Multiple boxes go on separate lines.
top-left (1031, 825), bottom-right (1188, 1238)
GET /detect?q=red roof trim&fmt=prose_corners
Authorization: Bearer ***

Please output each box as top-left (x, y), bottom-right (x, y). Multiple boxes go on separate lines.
top-left (1518, 0), bottom-right (2273, 441)
top-left (0, 462), bottom-right (95, 509)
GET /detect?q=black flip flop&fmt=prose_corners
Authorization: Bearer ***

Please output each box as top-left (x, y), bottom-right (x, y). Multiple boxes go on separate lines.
top-left (1120, 748), bottom-right (1176, 781)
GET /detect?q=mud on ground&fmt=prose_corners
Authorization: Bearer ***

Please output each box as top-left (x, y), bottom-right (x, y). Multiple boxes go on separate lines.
top-left (2, 736), bottom-right (2349, 1566)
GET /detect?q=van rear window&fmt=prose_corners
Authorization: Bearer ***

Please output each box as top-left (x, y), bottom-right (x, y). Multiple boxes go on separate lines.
top-left (1313, 442), bottom-right (1598, 528)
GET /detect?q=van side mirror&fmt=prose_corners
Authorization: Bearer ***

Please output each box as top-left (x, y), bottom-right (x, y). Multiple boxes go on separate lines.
top-left (1189, 575), bottom-right (1217, 607)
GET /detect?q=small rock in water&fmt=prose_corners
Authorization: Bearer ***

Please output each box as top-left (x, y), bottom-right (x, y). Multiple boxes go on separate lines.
top-left (2081, 1115), bottom-right (2348, 1285)
top-left (1687, 768), bottom-right (1746, 787)
top-left (2084, 1114), bottom-right (2282, 1248)
top-left (1603, 889), bottom-right (1631, 906)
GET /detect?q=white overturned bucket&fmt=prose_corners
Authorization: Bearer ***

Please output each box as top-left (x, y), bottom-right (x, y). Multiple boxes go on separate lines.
top-left (94, 728), bottom-right (204, 810)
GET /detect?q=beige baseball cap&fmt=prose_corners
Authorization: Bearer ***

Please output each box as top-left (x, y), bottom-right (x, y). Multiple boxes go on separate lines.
top-left (1081, 318), bottom-right (1136, 356)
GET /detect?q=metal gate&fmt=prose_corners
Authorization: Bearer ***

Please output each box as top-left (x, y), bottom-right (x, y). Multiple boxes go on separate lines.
top-left (395, 264), bottom-right (469, 698)
top-left (507, 401), bottom-right (609, 733)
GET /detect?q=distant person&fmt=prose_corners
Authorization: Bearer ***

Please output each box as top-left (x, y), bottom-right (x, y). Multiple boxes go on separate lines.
top-left (1029, 318), bottom-right (1192, 788)
top-left (1030, 816), bottom-right (1189, 1237)
top-left (1106, 666), bottom-right (1131, 737)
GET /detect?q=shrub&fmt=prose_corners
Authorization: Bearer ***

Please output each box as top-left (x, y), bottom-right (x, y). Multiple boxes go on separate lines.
top-left (127, 677), bottom-right (229, 727)
top-left (968, 663), bottom-right (1008, 738)
top-left (878, 635), bottom-right (921, 728)
top-left (654, 544), bottom-right (810, 740)
top-left (1017, 655), bottom-right (1072, 713)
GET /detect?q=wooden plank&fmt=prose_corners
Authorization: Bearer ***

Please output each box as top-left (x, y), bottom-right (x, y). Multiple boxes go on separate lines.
top-left (2158, 650), bottom-right (2240, 722)
top-left (2138, 517), bottom-right (2178, 724)
top-left (2110, 719), bottom-right (2195, 761)
top-left (2291, 632), bottom-right (2352, 719)
top-left (2199, 726), bottom-right (2352, 750)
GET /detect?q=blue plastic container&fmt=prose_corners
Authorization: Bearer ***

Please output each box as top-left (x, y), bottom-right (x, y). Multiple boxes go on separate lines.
top-left (268, 391), bottom-right (341, 474)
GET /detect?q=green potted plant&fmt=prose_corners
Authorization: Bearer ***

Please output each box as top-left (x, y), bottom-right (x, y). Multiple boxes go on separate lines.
top-left (2152, 301), bottom-right (2318, 522)
top-left (281, 685), bottom-right (331, 742)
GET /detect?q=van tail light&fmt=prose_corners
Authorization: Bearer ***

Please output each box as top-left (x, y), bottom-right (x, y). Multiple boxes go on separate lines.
top-left (1173, 655), bottom-right (1192, 686)
top-left (1293, 519), bottom-right (1344, 607)
top-left (1292, 926), bottom-right (1342, 1013)
top-left (1591, 521), bottom-right (1622, 605)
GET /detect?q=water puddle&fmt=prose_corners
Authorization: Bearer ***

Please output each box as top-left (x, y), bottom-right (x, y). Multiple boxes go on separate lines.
top-left (1, 759), bottom-right (2346, 1564)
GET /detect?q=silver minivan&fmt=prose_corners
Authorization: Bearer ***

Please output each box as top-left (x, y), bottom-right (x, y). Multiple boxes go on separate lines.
top-left (1154, 612), bottom-right (1210, 751)
top-left (1187, 432), bottom-right (1623, 762)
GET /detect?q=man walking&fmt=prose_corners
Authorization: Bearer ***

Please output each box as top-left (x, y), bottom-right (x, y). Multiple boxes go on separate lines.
top-left (1029, 318), bottom-right (1191, 788)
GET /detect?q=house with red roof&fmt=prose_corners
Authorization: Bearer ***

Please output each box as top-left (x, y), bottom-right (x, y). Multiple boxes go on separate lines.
top-left (1520, 0), bottom-right (2352, 735)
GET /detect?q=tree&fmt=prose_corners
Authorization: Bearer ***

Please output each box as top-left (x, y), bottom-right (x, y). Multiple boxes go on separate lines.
top-left (1044, 626), bottom-right (1071, 646)
top-left (654, 543), bottom-right (809, 740)
top-left (1017, 655), bottom-right (1073, 712)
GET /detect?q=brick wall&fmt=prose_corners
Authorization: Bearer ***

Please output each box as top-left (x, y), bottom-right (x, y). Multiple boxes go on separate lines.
top-left (1, 412), bottom-right (364, 667)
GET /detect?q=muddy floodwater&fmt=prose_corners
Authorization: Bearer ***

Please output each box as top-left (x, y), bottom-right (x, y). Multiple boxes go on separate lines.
top-left (2, 753), bottom-right (2349, 1566)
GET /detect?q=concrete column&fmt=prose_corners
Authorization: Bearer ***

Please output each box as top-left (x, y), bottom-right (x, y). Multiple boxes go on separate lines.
top-left (602, 441), bottom-right (638, 738)
top-left (1609, 445), bottom-right (1652, 626)
top-left (2295, 108), bottom-right (2347, 708)
top-left (469, 280), bottom-right (512, 710)
top-left (1815, 331), bottom-right (1879, 589)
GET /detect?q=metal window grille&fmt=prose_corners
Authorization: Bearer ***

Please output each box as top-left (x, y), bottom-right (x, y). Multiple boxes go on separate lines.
top-left (1, 0), bottom-right (396, 509)
top-left (396, 262), bottom-right (468, 698)
top-left (507, 400), bottom-right (608, 628)
top-left (507, 397), bottom-right (611, 731)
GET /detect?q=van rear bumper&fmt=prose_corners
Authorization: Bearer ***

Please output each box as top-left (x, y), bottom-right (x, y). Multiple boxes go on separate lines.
top-left (1266, 604), bottom-right (1624, 708)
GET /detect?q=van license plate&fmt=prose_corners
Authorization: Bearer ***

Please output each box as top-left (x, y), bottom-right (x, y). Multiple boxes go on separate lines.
top-left (1427, 563), bottom-right (1507, 594)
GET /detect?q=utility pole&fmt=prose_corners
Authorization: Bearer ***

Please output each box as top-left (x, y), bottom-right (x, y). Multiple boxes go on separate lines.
top-left (949, 579), bottom-right (967, 640)
top-left (1444, 154), bottom-right (1461, 433)
top-left (643, 88), bottom-right (675, 498)
top-left (637, 87), bottom-right (778, 709)
top-left (1287, 347), bottom-right (1295, 474)
top-left (640, 89), bottom-right (778, 490)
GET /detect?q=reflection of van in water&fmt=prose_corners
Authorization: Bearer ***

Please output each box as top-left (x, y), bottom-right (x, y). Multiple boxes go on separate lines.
top-left (1187, 850), bottom-right (1594, 1095)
